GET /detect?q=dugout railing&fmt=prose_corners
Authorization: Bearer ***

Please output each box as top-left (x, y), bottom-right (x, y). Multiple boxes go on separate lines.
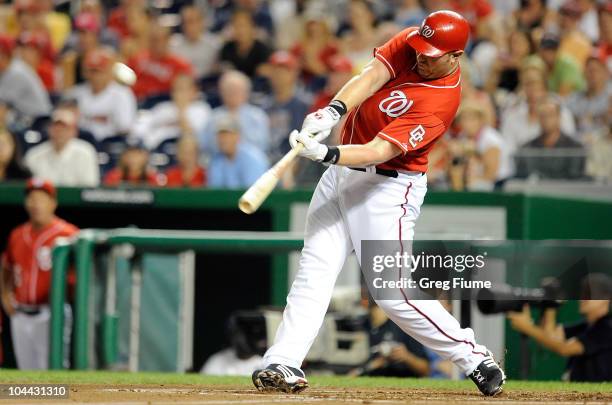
top-left (49, 229), bottom-right (305, 370)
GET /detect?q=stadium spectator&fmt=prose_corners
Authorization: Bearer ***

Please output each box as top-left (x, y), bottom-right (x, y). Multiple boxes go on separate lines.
top-left (0, 178), bottom-right (78, 369)
top-left (0, 129), bottom-right (31, 182)
top-left (76, 0), bottom-right (120, 49)
top-left (24, 108), bottom-right (99, 187)
top-left (69, 47), bottom-right (137, 142)
top-left (575, 0), bottom-right (601, 43)
top-left (567, 56), bottom-right (611, 140)
top-left (508, 273), bottom-right (612, 382)
top-left (537, 33), bottom-right (586, 97)
top-left (289, 12), bottom-right (340, 85)
top-left (117, 6), bottom-right (151, 61)
top-left (170, 6), bottom-right (220, 80)
top-left (486, 29), bottom-right (535, 93)
top-left (500, 64), bottom-right (576, 151)
top-left (350, 302), bottom-right (430, 378)
top-left (211, 0), bottom-right (275, 40)
top-left (262, 51), bottom-right (309, 162)
top-left (0, 101), bottom-right (10, 132)
top-left (0, 34), bottom-right (51, 124)
top-left (450, 0), bottom-right (496, 38)
top-left (395, 0), bottom-right (427, 27)
top-left (201, 312), bottom-right (263, 376)
top-left (164, 136), bottom-right (206, 188)
top-left (61, 11), bottom-right (118, 90)
top-left (54, 97), bottom-right (99, 150)
top-left (596, 2), bottom-right (612, 71)
top-left (460, 65), bottom-right (497, 127)
top-left (38, 0), bottom-right (71, 52)
top-left (515, 97), bottom-right (585, 179)
top-left (449, 102), bottom-right (512, 190)
top-left (219, 9), bottom-right (272, 78)
top-left (133, 74), bottom-right (211, 150)
top-left (16, 31), bottom-right (55, 92)
top-left (464, 16), bottom-right (505, 88)
top-left (9, 0), bottom-right (43, 36)
top-left (107, 0), bottom-right (147, 40)
top-left (340, 0), bottom-right (380, 71)
top-left (103, 139), bottom-right (163, 186)
top-left (200, 70), bottom-right (270, 155)
top-left (558, 0), bottom-right (593, 69)
top-left (207, 116), bottom-right (268, 189)
top-left (514, 0), bottom-right (553, 31)
top-left (128, 22), bottom-right (193, 102)
top-left (310, 56), bottom-right (354, 114)
top-left (585, 94), bottom-right (612, 182)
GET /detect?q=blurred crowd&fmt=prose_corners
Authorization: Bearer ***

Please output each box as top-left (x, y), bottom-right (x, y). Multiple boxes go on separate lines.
top-left (0, 0), bottom-right (611, 191)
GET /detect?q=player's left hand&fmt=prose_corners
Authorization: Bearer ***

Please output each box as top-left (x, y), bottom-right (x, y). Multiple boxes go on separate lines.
top-left (289, 130), bottom-right (329, 162)
top-left (301, 106), bottom-right (341, 140)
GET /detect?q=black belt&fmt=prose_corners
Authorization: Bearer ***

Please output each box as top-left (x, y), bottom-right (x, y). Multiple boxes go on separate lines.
top-left (16, 306), bottom-right (41, 315)
top-left (350, 167), bottom-right (399, 178)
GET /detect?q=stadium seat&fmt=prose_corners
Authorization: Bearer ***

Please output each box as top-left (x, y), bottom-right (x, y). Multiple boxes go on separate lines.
top-left (98, 135), bottom-right (127, 174)
top-left (150, 137), bottom-right (179, 171)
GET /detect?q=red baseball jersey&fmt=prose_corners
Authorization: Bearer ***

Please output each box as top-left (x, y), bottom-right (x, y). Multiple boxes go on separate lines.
top-left (128, 52), bottom-right (193, 100)
top-left (340, 27), bottom-right (462, 173)
top-left (2, 217), bottom-right (78, 305)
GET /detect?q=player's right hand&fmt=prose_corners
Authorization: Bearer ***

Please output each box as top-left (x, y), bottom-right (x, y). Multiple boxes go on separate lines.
top-left (289, 130), bottom-right (329, 162)
top-left (301, 106), bottom-right (341, 140)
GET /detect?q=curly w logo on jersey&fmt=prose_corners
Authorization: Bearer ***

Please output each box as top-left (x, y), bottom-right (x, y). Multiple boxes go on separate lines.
top-left (378, 90), bottom-right (414, 118)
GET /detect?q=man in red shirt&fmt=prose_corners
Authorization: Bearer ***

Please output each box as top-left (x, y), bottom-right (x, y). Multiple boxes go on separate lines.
top-left (1, 179), bottom-right (78, 369)
top-left (253, 11), bottom-right (505, 396)
top-left (128, 21), bottom-right (193, 101)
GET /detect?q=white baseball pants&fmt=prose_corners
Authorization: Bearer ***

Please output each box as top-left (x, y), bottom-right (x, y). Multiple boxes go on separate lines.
top-left (11, 304), bottom-right (72, 369)
top-left (263, 165), bottom-right (487, 375)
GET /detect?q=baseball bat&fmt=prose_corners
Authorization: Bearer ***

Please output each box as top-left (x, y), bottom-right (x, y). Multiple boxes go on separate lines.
top-left (238, 143), bottom-right (304, 214)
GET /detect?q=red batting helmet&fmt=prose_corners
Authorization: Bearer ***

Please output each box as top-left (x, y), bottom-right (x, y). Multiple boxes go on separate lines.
top-left (406, 10), bottom-right (470, 58)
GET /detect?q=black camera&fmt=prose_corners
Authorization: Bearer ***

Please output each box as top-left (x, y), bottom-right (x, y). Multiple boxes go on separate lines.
top-left (477, 278), bottom-right (564, 314)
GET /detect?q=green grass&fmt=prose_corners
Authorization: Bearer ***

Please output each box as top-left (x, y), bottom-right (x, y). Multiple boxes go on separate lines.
top-left (0, 370), bottom-right (610, 393)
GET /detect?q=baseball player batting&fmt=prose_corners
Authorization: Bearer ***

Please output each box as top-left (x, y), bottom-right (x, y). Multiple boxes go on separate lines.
top-left (252, 10), bottom-right (506, 396)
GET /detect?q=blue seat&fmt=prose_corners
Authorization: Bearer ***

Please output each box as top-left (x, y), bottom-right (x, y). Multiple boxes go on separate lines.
top-left (98, 135), bottom-right (127, 174)
top-left (150, 137), bottom-right (179, 171)
top-left (139, 93), bottom-right (171, 110)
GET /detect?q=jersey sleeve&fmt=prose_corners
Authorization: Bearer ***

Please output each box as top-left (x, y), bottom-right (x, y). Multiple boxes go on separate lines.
top-left (2, 230), bottom-right (17, 270)
top-left (373, 27), bottom-right (416, 80)
top-left (376, 112), bottom-right (446, 154)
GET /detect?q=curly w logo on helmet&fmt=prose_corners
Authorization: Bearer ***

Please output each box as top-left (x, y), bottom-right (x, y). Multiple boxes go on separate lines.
top-left (420, 25), bottom-right (435, 38)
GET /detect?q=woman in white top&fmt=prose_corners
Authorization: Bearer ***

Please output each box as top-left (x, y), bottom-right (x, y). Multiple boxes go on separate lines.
top-left (450, 102), bottom-right (513, 191)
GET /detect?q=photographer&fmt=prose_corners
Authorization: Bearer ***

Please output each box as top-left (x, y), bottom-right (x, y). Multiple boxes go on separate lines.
top-left (350, 302), bottom-right (430, 378)
top-left (507, 274), bottom-right (612, 382)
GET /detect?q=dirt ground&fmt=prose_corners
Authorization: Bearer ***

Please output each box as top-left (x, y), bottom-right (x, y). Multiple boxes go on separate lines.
top-left (3, 384), bottom-right (611, 405)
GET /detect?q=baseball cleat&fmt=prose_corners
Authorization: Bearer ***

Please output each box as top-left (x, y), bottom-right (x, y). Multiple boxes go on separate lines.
top-left (469, 352), bottom-right (506, 396)
top-left (252, 363), bottom-right (309, 393)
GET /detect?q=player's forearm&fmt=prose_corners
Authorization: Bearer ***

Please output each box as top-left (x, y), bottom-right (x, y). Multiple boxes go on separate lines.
top-left (333, 61), bottom-right (388, 111)
top-left (335, 144), bottom-right (389, 167)
top-left (335, 137), bottom-right (402, 167)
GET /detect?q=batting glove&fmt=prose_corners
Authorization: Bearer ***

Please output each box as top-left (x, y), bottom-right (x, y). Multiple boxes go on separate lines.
top-left (301, 100), bottom-right (347, 140)
top-left (289, 130), bottom-right (329, 162)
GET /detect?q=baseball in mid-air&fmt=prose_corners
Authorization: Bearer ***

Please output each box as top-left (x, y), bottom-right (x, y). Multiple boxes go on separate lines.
top-left (113, 62), bottom-right (136, 86)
